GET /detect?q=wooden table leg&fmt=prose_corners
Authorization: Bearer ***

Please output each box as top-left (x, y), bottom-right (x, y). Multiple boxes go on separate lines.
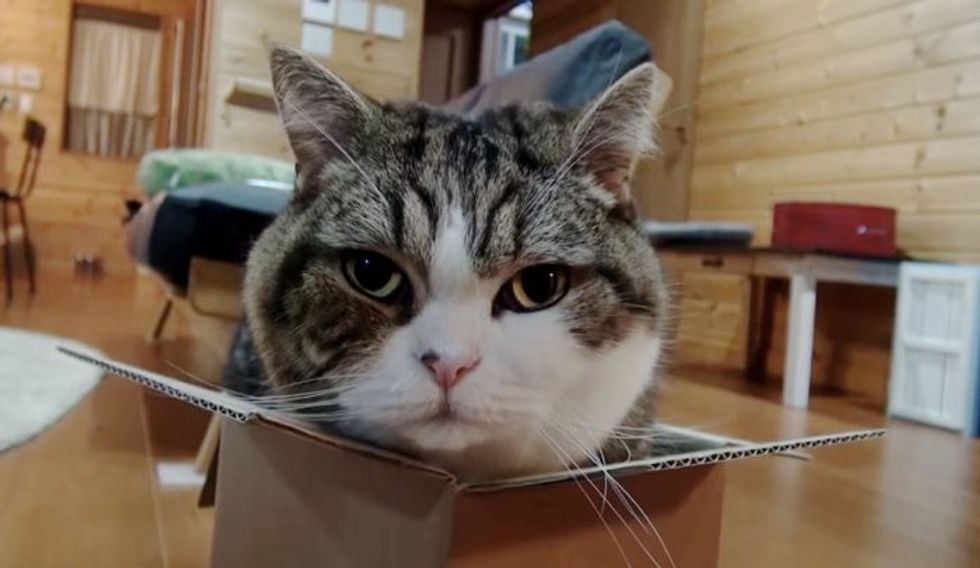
top-left (783, 273), bottom-right (817, 408)
top-left (747, 276), bottom-right (773, 379)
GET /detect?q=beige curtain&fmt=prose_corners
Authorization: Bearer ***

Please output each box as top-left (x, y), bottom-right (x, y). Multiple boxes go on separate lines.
top-left (66, 18), bottom-right (162, 158)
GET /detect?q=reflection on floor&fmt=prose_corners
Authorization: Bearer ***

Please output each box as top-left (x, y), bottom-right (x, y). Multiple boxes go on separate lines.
top-left (0, 269), bottom-right (977, 567)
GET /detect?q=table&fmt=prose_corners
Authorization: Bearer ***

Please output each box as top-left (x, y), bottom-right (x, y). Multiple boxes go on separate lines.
top-left (658, 247), bottom-right (901, 409)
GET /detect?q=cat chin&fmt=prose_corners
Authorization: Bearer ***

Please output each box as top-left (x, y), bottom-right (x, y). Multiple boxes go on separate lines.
top-left (399, 418), bottom-right (497, 453)
top-left (410, 427), bottom-right (572, 482)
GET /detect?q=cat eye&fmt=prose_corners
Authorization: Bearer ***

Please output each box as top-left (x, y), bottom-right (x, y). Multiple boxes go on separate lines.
top-left (342, 251), bottom-right (407, 303)
top-left (498, 264), bottom-right (570, 313)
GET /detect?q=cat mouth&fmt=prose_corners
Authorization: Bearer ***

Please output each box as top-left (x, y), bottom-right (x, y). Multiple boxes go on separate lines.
top-left (413, 400), bottom-right (480, 426)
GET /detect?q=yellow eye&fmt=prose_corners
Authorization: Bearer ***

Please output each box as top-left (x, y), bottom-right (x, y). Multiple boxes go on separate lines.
top-left (343, 251), bottom-right (406, 303)
top-left (501, 264), bottom-right (569, 312)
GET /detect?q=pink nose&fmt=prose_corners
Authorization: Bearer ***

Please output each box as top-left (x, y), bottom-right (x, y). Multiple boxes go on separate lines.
top-left (420, 352), bottom-right (481, 391)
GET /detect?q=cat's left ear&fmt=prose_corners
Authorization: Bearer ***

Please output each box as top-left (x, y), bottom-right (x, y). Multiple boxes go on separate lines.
top-left (269, 45), bottom-right (378, 173)
top-left (571, 62), bottom-right (672, 202)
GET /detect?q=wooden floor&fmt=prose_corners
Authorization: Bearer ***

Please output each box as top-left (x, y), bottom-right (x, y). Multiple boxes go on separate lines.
top-left (1, 268), bottom-right (979, 567)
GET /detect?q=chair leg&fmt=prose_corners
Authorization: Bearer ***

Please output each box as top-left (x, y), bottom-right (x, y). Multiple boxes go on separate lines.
top-left (193, 414), bottom-right (221, 475)
top-left (147, 297), bottom-right (174, 341)
top-left (15, 200), bottom-right (35, 294)
top-left (2, 201), bottom-right (12, 305)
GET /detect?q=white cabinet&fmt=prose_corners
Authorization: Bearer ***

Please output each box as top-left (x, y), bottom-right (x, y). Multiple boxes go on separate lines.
top-left (889, 263), bottom-right (980, 435)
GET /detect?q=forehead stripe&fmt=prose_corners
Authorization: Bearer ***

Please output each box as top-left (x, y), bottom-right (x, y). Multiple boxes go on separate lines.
top-left (384, 188), bottom-right (405, 249)
top-left (406, 110), bottom-right (427, 159)
top-left (407, 179), bottom-right (438, 238)
top-left (477, 180), bottom-right (520, 257)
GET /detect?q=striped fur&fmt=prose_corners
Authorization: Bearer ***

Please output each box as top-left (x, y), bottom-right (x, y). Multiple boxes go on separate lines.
top-left (243, 47), bottom-right (671, 479)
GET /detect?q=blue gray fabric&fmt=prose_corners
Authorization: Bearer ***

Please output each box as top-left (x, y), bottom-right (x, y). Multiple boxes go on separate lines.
top-left (642, 221), bottom-right (755, 248)
top-left (445, 20), bottom-right (651, 116)
top-left (137, 183), bottom-right (291, 289)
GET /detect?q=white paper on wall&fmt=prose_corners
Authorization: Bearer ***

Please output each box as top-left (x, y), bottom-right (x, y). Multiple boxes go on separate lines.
top-left (16, 65), bottom-right (42, 90)
top-left (301, 22), bottom-right (334, 57)
top-left (302, 0), bottom-right (336, 24)
top-left (337, 0), bottom-right (369, 31)
top-left (374, 4), bottom-right (405, 39)
top-left (0, 64), bottom-right (14, 87)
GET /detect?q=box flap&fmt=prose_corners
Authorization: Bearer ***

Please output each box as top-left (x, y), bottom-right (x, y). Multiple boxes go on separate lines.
top-left (465, 428), bottom-right (884, 492)
top-left (61, 348), bottom-right (883, 492)
top-left (58, 347), bottom-right (259, 422)
top-left (58, 347), bottom-right (454, 482)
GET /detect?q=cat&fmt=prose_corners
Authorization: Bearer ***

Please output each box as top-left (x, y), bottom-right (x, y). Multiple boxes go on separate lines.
top-left (243, 46), bottom-right (672, 481)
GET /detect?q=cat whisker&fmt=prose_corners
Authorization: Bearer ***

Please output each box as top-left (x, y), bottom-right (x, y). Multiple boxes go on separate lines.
top-left (165, 361), bottom-right (219, 388)
top-left (280, 90), bottom-right (384, 199)
top-left (655, 99), bottom-right (701, 122)
top-left (538, 425), bottom-right (665, 568)
top-left (536, 129), bottom-right (627, 197)
top-left (549, 422), bottom-right (676, 568)
top-left (535, 426), bottom-right (635, 568)
top-left (246, 382), bottom-right (360, 401)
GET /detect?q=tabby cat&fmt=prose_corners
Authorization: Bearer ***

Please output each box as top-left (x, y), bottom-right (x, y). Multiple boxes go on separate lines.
top-left (243, 46), bottom-right (672, 481)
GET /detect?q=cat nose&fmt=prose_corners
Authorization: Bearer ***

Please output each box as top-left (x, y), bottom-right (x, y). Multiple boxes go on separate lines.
top-left (420, 351), bottom-right (481, 391)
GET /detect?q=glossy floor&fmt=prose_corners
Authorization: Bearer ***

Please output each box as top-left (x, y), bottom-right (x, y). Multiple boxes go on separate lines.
top-left (0, 270), bottom-right (977, 567)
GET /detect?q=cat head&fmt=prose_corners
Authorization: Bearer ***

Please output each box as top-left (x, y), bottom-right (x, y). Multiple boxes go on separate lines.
top-left (243, 46), bottom-right (672, 480)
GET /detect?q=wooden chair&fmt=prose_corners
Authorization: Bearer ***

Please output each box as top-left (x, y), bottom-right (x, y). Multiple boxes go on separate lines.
top-left (1, 117), bottom-right (44, 304)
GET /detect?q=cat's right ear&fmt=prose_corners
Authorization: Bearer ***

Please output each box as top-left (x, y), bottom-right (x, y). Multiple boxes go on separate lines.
top-left (269, 45), bottom-right (376, 174)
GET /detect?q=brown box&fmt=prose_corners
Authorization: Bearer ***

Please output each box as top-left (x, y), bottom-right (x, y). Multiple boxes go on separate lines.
top-left (62, 348), bottom-right (883, 568)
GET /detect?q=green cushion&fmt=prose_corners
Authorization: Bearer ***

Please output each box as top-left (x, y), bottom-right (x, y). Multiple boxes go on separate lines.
top-left (137, 149), bottom-right (295, 196)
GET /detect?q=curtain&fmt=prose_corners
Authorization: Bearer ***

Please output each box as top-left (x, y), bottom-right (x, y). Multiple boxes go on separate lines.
top-left (66, 18), bottom-right (162, 159)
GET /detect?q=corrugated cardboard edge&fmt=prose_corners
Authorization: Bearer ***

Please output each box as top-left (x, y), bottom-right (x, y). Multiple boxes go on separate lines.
top-left (58, 347), bottom-right (454, 481)
top-left (59, 347), bottom-right (885, 492)
top-left (57, 347), bottom-right (257, 422)
top-left (464, 429), bottom-right (885, 492)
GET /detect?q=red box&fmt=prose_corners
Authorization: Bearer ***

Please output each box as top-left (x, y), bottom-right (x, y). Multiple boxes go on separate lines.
top-left (772, 202), bottom-right (897, 257)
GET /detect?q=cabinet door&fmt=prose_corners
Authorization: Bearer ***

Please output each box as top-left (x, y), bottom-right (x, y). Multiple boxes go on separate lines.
top-left (889, 263), bottom-right (980, 432)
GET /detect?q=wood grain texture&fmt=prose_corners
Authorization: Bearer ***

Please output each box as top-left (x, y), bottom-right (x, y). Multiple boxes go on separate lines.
top-left (0, 269), bottom-right (217, 568)
top-left (683, 0), bottom-right (980, 390)
top-left (531, 0), bottom-right (707, 222)
top-left (1, 268), bottom-right (978, 567)
top-left (205, 0), bottom-right (425, 160)
top-left (690, 0), bottom-right (980, 262)
top-left (0, 0), bottom-right (200, 273)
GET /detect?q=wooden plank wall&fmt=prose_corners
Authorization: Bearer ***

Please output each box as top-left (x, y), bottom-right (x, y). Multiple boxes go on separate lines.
top-left (0, 0), bottom-right (198, 274)
top-left (204, 0), bottom-right (301, 160)
top-left (690, 0), bottom-right (980, 262)
top-left (205, 0), bottom-right (425, 161)
top-left (677, 0), bottom-right (980, 403)
top-left (530, 0), bottom-right (706, 222)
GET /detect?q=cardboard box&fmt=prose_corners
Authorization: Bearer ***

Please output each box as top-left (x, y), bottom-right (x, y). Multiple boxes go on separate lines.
top-left (61, 348), bottom-right (883, 567)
